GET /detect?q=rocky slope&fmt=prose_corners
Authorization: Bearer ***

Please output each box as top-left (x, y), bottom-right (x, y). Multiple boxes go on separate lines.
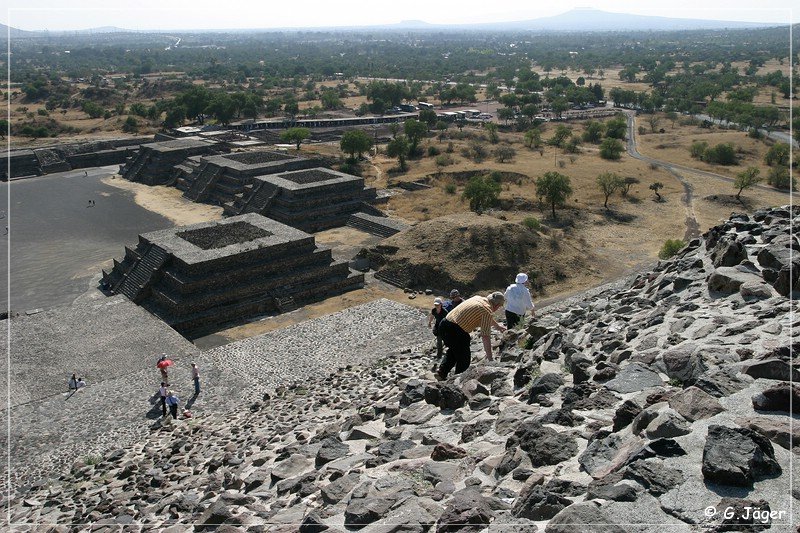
top-left (8, 206), bottom-right (798, 531)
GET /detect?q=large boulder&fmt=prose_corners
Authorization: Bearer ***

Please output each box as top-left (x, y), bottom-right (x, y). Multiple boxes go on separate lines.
top-left (603, 363), bottom-right (663, 394)
top-left (507, 421), bottom-right (578, 467)
top-left (527, 373), bottom-right (564, 402)
top-left (668, 386), bottom-right (725, 422)
top-left (707, 266), bottom-right (764, 294)
top-left (741, 359), bottom-right (800, 381)
top-left (661, 343), bottom-right (706, 384)
top-left (435, 489), bottom-right (494, 532)
top-left (752, 382), bottom-right (800, 414)
top-left (701, 425), bottom-right (781, 487)
top-left (545, 502), bottom-right (627, 533)
top-left (711, 235), bottom-right (747, 267)
top-left (511, 487), bottom-right (572, 520)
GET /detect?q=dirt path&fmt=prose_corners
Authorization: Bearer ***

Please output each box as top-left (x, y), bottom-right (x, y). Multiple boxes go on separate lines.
top-left (625, 111), bottom-right (702, 241)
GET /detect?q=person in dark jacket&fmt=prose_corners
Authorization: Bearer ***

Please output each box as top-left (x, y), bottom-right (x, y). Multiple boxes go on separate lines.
top-left (427, 297), bottom-right (448, 359)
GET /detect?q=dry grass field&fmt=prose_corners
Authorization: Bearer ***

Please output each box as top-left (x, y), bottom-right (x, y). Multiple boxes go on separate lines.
top-left (634, 113), bottom-right (790, 180)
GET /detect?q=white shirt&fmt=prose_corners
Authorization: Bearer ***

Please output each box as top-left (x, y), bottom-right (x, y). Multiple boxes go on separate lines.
top-left (504, 283), bottom-right (534, 315)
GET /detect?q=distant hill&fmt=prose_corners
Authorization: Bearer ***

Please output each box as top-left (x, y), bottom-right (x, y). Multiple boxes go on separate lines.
top-left (481, 8), bottom-right (781, 31)
top-left (2, 8), bottom-right (784, 35)
top-left (0, 23), bottom-right (34, 38)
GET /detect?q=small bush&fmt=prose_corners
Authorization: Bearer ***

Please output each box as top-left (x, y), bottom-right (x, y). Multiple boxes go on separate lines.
top-left (444, 183), bottom-right (457, 194)
top-left (767, 165), bottom-right (795, 190)
top-left (435, 153), bottom-right (454, 168)
top-left (427, 145), bottom-right (440, 157)
top-left (36, 109), bottom-right (49, 116)
top-left (522, 217), bottom-right (541, 231)
top-left (659, 239), bottom-right (685, 259)
top-left (446, 142), bottom-right (454, 153)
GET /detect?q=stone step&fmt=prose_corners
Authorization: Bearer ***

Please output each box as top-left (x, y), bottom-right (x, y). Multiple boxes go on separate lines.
top-left (374, 270), bottom-right (405, 289)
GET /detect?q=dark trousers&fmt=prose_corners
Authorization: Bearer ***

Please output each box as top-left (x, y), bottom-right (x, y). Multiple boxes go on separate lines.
top-left (169, 404), bottom-right (178, 419)
top-left (160, 396), bottom-right (167, 416)
top-left (438, 319), bottom-right (472, 378)
top-left (506, 310), bottom-right (522, 329)
top-left (194, 376), bottom-right (200, 395)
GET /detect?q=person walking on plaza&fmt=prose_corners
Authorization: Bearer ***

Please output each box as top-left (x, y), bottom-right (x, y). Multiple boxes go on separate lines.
top-left (166, 391), bottom-right (180, 419)
top-left (504, 273), bottom-right (535, 329)
top-left (444, 289), bottom-right (464, 312)
top-left (427, 297), bottom-right (448, 359)
top-left (436, 291), bottom-right (507, 380)
top-left (159, 382), bottom-right (168, 417)
top-left (191, 363), bottom-right (200, 395)
top-left (68, 373), bottom-right (78, 391)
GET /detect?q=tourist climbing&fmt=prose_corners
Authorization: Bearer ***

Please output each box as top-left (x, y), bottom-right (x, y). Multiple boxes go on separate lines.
top-left (504, 273), bottom-right (535, 329)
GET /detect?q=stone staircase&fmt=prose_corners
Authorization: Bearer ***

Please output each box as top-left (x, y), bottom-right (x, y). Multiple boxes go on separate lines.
top-left (273, 295), bottom-right (297, 313)
top-left (113, 245), bottom-right (169, 304)
top-left (225, 181), bottom-right (281, 216)
top-left (395, 180), bottom-right (432, 191)
top-left (183, 163), bottom-right (222, 202)
top-left (120, 151), bottom-right (150, 182)
top-left (374, 270), bottom-right (406, 289)
top-left (346, 213), bottom-right (408, 238)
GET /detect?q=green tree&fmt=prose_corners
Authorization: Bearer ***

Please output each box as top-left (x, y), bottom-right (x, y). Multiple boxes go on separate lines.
top-left (484, 122), bottom-right (499, 144)
top-left (0, 119), bottom-right (7, 139)
top-left (605, 115), bottom-right (627, 139)
top-left (163, 106), bottom-right (186, 128)
top-left (205, 92), bottom-right (237, 125)
top-left (665, 111), bottom-right (679, 128)
top-left (621, 177), bottom-right (640, 197)
top-left (582, 121), bottom-right (605, 143)
top-left (524, 128), bottom-right (542, 149)
top-left (703, 143), bottom-right (737, 165)
top-left (767, 166), bottom-right (794, 190)
top-left (599, 138), bottom-right (624, 160)
top-left (596, 172), bottom-right (624, 208)
top-left (764, 143), bottom-right (790, 167)
top-left (549, 125), bottom-right (572, 148)
top-left (690, 141), bottom-right (708, 159)
top-left (340, 130), bottom-right (373, 160)
top-left (281, 127), bottom-right (311, 150)
top-left (175, 85), bottom-right (211, 122)
top-left (494, 145), bottom-right (516, 163)
top-left (535, 171), bottom-right (573, 218)
top-left (462, 174), bottom-right (501, 212)
top-left (418, 108), bottom-right (438, 127)
top-left (649, 181), bottom-right (664, 201)
top-left (122, 116), bottom-right (139, 133)
top-left (404, 119), bottom-right (428, 155)
top-left (386, 135), bottom-right (410, 171)
top-left (734, 167), bottom-right (761, 200)
top-left (320, 89), bottom-right (342, 110)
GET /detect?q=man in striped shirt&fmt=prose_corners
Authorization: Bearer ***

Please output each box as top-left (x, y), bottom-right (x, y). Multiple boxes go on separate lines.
top-left (436, 291), bottom-right (507, 380)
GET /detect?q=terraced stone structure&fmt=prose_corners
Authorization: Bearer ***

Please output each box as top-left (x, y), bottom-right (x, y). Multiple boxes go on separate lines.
top-left (120, 137), bottom-right (221, 185)
top-left (175, 150), bottom-right (317, 206)
top-left (230, 167), bottom-right (379, 232)
top-left (102, 213), bottom-right (364, 337)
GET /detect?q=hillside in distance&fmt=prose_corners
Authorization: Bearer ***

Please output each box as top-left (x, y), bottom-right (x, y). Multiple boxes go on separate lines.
top-left (3, 8), bottom-right (783, 35)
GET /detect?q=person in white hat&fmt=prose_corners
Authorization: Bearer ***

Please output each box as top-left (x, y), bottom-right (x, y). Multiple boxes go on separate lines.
top-left (427, 297), bottom-right (448, 359)
top-left (503, 273), bottom-right (535, 329)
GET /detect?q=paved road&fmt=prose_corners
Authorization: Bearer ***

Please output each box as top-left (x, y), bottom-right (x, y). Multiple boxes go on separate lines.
top-left (0, 166), bottom-right (174, 312)
top-left (695, 113), bottom-right (798, 148)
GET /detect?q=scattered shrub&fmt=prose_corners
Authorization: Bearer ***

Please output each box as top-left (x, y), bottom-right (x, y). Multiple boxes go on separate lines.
top-left (659, 239), bottom-right (685, 259)
top-left (521, 217), bottom-right (541, 231)
top-left (444, 183), bottom-right (457, 195)
top-left (427, 145), bottom-right (440, 157)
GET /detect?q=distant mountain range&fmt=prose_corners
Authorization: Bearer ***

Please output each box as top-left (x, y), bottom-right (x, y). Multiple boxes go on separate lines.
top-left (1, 8), bottom-right (785, 36)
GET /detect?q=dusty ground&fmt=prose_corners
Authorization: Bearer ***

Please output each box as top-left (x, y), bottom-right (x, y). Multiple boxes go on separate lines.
top-left (633, 113), bottom-right (790, 180)
top-left (101, 176), bottom-right (224, 225)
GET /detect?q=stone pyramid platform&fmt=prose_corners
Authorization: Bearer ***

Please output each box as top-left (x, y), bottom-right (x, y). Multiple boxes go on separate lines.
top-left (102, 213), bottom-right (364, 337)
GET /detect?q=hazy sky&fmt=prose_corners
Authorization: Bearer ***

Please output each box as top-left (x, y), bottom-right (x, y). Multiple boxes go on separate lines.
top-left (3, 0), bottom-right (795, 31)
